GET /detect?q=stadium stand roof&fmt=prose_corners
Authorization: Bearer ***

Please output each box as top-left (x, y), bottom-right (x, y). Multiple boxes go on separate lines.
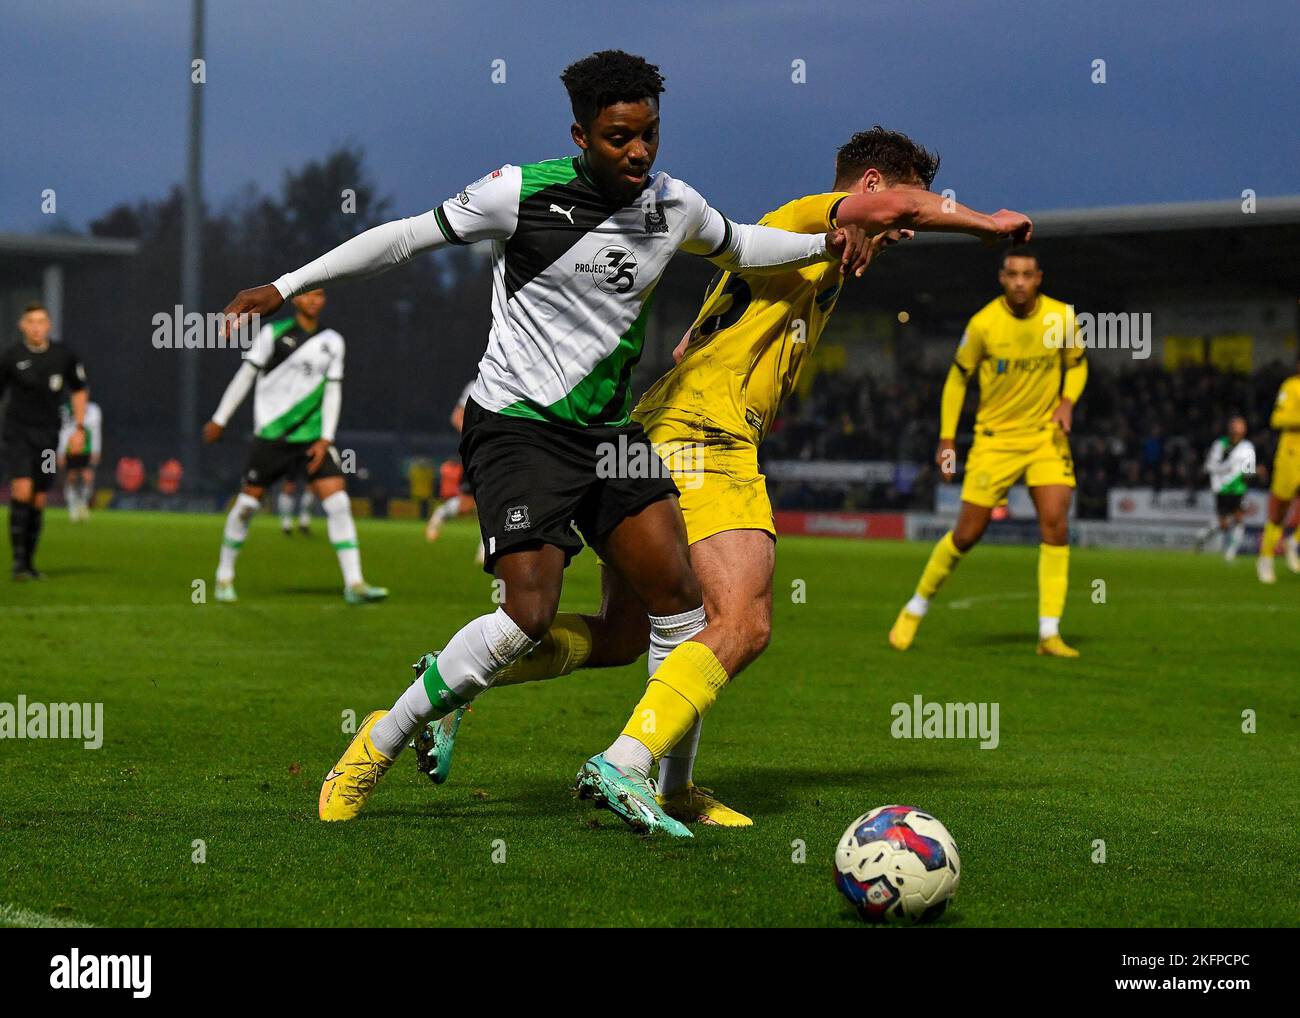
top-left (0, 232), bottom-right (140, 258)
top-left (910, 195), bottom-right (1300, 244)
top-left (842, 195), bottom-right (1300, 319)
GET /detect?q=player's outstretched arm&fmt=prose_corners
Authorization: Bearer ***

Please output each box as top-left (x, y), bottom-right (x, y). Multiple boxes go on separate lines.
top-left (836, 187), bottom-right (1032, 245)
top-left (936, 364), bottom-right (969, 481)
top-left (205, 361), bottom-right (258, 442)
top-left (219, 210), bottom-right (451, 335)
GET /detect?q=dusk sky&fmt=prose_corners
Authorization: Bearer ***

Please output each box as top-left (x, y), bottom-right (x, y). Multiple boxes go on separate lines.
top-left (3, 0), bottom-right (1298, 234)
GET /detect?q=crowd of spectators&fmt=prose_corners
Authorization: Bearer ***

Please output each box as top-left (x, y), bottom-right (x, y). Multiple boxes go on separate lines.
top-left (763, 361), bottom-right (1295, 518)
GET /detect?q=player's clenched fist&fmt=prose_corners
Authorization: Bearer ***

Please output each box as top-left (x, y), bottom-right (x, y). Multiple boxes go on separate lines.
top-left (220, 284), bottom-right (284, 337)
top-left (988, 209), bottom-right (1033, 245)
top-left (202, 420), bottom-right (224, 444)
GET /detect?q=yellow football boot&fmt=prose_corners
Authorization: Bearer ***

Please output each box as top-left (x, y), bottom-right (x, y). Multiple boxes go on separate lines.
top-left (319, 710), bottom-right (394, 821)
top-left (888, 608), bottom-right (923, 651)
top-left (657, 783), bottom-right (753, 827)
top-left (1036, 634), bottom-right (1080, 658)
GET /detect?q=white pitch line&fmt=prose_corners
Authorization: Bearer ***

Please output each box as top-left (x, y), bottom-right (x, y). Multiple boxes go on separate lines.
top-left (0, 903), bottom-right (95, 928)
top-left (947, 592), bottom-right (1035, 610)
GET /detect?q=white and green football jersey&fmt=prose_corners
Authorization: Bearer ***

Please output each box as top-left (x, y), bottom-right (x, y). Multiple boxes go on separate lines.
top-left (434, 157), bottom-right (744, 427)
top-left (1205, 436), bottom-right (1255, 495)
top-left (272, 155), bottom-right (831, 430)
top-left (244, 318), bottom-right (344, 442)
top-left (58, 400), bottom-right (103, 456)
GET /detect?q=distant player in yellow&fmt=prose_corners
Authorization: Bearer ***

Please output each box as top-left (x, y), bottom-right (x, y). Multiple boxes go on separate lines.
top-left (415, 127), bottom-right (1036, 826)
top-left (1256, 358), bottom-right (1300, 583)
top-left (889, 248), bottom-right (1086, 657)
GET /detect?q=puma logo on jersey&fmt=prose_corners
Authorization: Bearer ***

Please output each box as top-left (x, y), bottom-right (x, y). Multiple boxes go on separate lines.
top-left (548, 204), bottom-right (575, 224)
top-left (16, 360), bottom-right (31, 370)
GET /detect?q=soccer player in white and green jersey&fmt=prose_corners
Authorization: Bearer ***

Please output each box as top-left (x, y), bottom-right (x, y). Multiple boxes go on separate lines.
top-left (1195, 414), bottom-right (1255, 561)
top-left (219, 50), bottom-right (869, 837)
top-left (203, 288), bottom-right (386, 605)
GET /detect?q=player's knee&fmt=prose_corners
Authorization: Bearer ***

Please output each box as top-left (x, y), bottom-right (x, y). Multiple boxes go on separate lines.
top-left (502, 595), bottom-right (559, 642)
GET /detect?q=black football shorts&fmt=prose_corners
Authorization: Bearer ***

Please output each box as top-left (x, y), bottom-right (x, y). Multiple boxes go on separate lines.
top-left (459, 398), bottom-right (678, 574)
top-left (242, 437), bottom-right (343, 489)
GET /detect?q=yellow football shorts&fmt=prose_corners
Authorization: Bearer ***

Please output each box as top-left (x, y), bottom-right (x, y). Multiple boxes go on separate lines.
top-left (1270, 442), bottom-right (1300, 500)
top-left (636, 408), bottom-right (775, 544)
top-left (960, 425), bottom-right (1075, 508)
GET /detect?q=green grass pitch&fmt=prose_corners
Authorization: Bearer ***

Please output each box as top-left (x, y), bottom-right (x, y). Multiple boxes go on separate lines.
top-left (1, 510), bottom-right (1297, 927)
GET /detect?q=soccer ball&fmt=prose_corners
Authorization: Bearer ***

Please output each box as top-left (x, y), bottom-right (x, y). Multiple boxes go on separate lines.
top-left (833, 805), bottom-right (960, 923)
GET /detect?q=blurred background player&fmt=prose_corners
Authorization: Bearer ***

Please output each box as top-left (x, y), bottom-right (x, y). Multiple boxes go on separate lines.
top-left (58, 391), bottom-right (102, 522)
top-left (0, 301), bottom-right (89, 579)
top-left (424, 380), bottom-right (484, 563)
top-left (890, 247), bottom-right (1086, 657)
top-left (203, 288), bottom-right (387, 604)
top-left (1256, 357), bottom-right (1300, 583)
top-left (1194, 414), bottom-right (1254, 561)
top-left (277, 477), bottom-right (314, 535)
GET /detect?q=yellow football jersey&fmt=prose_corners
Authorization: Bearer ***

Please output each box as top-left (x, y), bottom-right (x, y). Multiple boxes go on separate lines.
top-left (634, 191), bottom-right (850, 440)
top-left (949, 295), bottom-right (1084, 436)
top-left (1270, 375), bottom-right (1300, 454)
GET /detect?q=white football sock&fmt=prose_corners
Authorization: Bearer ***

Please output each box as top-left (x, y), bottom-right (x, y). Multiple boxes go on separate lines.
top-left (298, 490), bottom-right (315, 525)
top-left (370, 608), bottom-right (537, 758)
top-left (434, 496), bottom-right (461, 523)
top-left (322, 490), bottom-right (363, 587)
top-left (1039, 616), bottom-right (1060, 639)
top-left (906, 594), bottom-right (930, 616)
top-left (64, 483), bottom-right (81, 516)
top-left (217, 493), bottom-right (259, 583)
top-left (604, 734), bottom-right (654, 776)
top-left (277, 490), bottom-right (294, 527)
top-left (648, 605), bottom-right (707, 795)
top-left (1226, 524), bottom-right (1244, 560)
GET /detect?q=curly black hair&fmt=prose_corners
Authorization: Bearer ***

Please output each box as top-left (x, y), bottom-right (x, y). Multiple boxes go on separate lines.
top-left (1003, 244), bottom-right (1039, 267)
top-left (561, 50), bottom-right (665, 128)
top-left (835, 126), bottom-right (940, 189)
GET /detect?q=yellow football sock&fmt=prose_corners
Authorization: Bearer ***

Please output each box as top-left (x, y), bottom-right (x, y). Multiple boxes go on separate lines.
top-left (1259, 521), bottom-right (1283, 559)
top-left (619, 641), bottom-right (728, 760)
top-left (916, 531), bottom-right (965, 600)
top-left (493, 613), bottom-right (593, 686)
top-left (1038, 543), bottom-right (1069, 620)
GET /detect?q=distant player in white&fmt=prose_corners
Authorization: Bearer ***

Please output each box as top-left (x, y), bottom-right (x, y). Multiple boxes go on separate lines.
top-left (1195, 414), bottom-right (1255, 561)
top-left (278, 478), bottom-right (315, 535)
top-left (58, 396), bottom-right (102, 522)
top-left (424, 380), bottom-right (483, 562)
top-left (203, 288), bottom-right (386, 604)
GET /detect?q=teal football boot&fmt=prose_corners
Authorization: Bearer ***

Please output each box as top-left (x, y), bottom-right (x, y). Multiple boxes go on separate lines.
top-left (411, 653), bottom-right (464, 784)
top-left (344, 583), bottom-right (389, 605)
top-left (574, 753), bottom-right (693, 838)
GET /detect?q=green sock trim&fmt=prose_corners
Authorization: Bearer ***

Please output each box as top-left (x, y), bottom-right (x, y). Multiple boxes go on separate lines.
top-left (222, 539), bottom-right (244, 550)
top-left (421, 656), bottom-right (469, 713)
top-left (332, 540), bottom-right (359, 550)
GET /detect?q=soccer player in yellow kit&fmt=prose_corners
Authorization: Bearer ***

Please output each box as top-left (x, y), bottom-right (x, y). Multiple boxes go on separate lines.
top-left (417, 128), bottom-right (1035, 827)
top-left (889, 248), bottom-right (1086, 657)
top-left (1256, 358), bottom-right (1300, 583)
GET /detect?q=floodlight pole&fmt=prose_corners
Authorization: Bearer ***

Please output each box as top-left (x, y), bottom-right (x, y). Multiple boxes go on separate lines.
top-left (179, 0), bottom-right (205, 484)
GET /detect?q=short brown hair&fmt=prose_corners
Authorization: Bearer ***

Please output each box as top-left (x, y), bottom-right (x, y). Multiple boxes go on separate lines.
top-left (21, 301), bottom-right (49, 316)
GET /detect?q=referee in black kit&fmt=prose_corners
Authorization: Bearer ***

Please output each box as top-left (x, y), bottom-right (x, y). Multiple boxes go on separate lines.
top-left (0, 301), bottom-right (88, 579)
